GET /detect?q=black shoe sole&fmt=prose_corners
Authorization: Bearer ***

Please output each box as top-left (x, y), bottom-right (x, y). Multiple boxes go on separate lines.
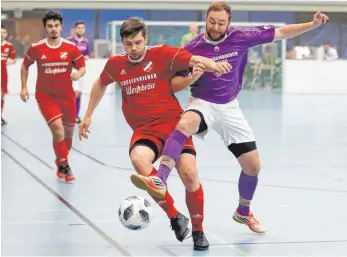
top-left (177, 227), bottom-right (190, 242)
top-left (194, 245), bottom-right (210, 251)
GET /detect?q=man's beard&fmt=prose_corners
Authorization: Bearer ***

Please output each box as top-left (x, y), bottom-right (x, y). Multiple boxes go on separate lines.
top-left (206, 29), bottom-right (226, 42)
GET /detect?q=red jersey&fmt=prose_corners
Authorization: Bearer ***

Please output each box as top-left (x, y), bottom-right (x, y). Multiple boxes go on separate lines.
top-left (23, 38), bottom-right (85, 100)
top-left (1, 41), bottom-right (16, 81)
top-left (100, 44), bottom-right (193, 130)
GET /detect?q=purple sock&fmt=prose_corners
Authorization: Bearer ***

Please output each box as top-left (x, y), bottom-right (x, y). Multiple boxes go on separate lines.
top-left (76, 96), bottom-right (81, 117)
top-left (157, 130), bottom-right (188, 183)
top-left (237, 170), bottom-right (258, 216)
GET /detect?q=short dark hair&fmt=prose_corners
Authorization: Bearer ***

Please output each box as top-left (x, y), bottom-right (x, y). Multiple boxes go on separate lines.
top-left (207, 1), bottom-right (232, 21)
top-left (42, 10), bottom-right (63, 27)
top-left (120, 17), bottom-right (147, 40)
top-left (1, 25), bottom-right (7, 31)
top-left (75, 20), bottom-right (86, 27)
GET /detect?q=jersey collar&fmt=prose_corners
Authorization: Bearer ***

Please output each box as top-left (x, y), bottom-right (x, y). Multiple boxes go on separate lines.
top-left (45, 38), bottom-right (63, 49)
top-left (127, 46), bottom-right (148, 64)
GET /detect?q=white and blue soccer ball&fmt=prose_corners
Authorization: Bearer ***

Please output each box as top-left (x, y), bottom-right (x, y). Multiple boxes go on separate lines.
top-left (118, 196), bottom-right (153, 230)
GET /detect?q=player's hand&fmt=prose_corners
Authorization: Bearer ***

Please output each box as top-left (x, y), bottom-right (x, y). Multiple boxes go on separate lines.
top-left (312, 11), bottom-right (329, 26)
top-left (191, 63), bottom-right (206, 82)
top-left (79, 116), bottom-right (91, 140)
top-left (6, 59), bottom-right (16, 65)
top-left (70, 71), bottom-right (82, 81)
top-left (212, 61), bottom-right (232, 77)
top-left (20, 88), bottom-right (29, 102)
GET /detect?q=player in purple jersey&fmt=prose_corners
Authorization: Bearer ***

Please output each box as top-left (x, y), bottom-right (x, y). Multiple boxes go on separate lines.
top-left (67, 21), bottom-right (90, 123)
top-left (131, 2), bottom-right (329, 234)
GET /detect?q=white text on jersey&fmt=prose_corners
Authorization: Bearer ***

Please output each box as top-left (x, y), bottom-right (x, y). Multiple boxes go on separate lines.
top-left (125, 83), bottom-right (156, 95)
top-left (119, 73), bottom-right (157, 87)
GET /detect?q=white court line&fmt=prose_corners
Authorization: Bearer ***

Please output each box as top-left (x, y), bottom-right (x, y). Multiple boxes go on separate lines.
top-left (3, 219), bottom-right (119, 225)
top-left (204, 229), bottom-right (249, 256)
top-left (4, 208), bottom-right (120, 213)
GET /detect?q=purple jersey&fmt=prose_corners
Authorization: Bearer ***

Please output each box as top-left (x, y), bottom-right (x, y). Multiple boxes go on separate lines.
top-left (66, 36), bottom-right (89, 56)
top-left (183, 25), bottom-right (275, 104)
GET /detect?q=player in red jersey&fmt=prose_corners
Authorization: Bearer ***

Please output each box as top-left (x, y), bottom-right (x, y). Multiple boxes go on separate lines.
top-left (1, 25), bottom-right (17, 125)
top-left (20, 10), bottom-right (86, 182)
top-left (78, 17), bottom-right (231, 250)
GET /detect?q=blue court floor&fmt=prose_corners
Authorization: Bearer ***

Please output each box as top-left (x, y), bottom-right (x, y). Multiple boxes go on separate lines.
top-left (1, 91), bottom-right (347, 256)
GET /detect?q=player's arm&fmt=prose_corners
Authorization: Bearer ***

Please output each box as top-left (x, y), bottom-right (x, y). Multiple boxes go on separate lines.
top-left (7, 46), bottom-right (17, 65)
top-left (20, 46), bottom-right (36, 102)
top-left (84, 77), bottom-right (107, 118)
top-left (171, 63), bottom-right (205, 93)
top-left (79, 58), bottom-right (116, 140)
top-left (71, 46), bottom-right (86, 81)
top-left (84, 41), bottom-right (90, 60)
top-left (274, 11), bottom-right (328, 41)
top-left (169, 46), bottom-right (231, 77)
top-left (189, 55), bottom-right (231, 74)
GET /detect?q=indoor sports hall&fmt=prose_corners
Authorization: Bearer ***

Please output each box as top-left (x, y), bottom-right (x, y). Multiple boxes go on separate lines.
top-left (1, 0), bottom-right (347, 256)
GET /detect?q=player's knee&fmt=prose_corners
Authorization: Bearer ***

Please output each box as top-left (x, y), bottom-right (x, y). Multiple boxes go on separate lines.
top-left (52, 129), bottom-right (64, 141)
top-left (49, 121), bottom-right (65, 141)
top-left (181, 168), bottom-right (200, 192)
top-left (176, 114), bottom-right (200, 136)
top-left (244, 161), bottom-right (261, 176)
top-left (130, 147), bottom-right (154, 176)
top-left (177, 154), bottom-right (200, 192)
top-left (231, 141), bottom-right (261, 176)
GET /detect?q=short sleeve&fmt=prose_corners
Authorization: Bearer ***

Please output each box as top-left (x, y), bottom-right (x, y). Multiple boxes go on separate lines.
top-left (23, 46), bottom-right (36, 68)
top-left (72, 46), bottom-right (85, 69)
top-left (85, 41), bottom-right (90, 56)
top-left (162, 45), bottom-right (193, 73)
top-left (100, 57), bottom-right (116, 86)
top-left (242, 25), bottom-right (275, 47)
top-left (9, 45), bottom-right (16, 59)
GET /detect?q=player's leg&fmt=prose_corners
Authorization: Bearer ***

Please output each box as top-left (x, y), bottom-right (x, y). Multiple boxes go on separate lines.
top-left (131, 98), bottom-right (214, 200)
top-left (36, 94), bottom-right (72, 181)
top-left (129, 134), bottom-right (190, 242)
top-left (73, 79), bottom-right (82, 123)
top-left (64, 124), bottom-right (74, 153)
top-left (60, 98), bottom-right (77, 181)
top-left (48, 118), bottom-right (71, 179)
top-left (176, 140), bottom-right (209, 251)
top-left (1, 79), bottom-right (8, 125)
top-left (216, 99), bottom-right (265, 233)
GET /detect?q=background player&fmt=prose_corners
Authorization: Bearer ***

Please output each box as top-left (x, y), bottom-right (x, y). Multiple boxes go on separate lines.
top-left (1, 25), bottom-right (17, 125)
top-left (131, 2), bottom-right (329, 234)
top-left (20, 10), bottom-right (86, 182)
top-left (79, 17), bottom-right (230, 250)
top-left (67, 21), bottom-right (90, 123)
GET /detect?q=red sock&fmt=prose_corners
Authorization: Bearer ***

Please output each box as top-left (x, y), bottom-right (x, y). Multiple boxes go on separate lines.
top-left (53, 140), bottom-right (68, 165)
top-left (65, 137), bottom-right (73, 152)
top-left (150, 168), bottom-right (179, 219)
top-left (186, 184), bottom-right (204, 231)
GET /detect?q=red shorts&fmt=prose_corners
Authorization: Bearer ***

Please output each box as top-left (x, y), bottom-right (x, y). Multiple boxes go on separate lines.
top-left (36, 92), bottom-right (76, 126)
top-left (129, 121), bottom-right (196, 162)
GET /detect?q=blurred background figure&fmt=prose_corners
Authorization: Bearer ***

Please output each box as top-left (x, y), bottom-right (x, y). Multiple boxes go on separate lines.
top-left (316, 42), bottom-right (339, 60)
top-left (180, 23), bottom-right (199, 46)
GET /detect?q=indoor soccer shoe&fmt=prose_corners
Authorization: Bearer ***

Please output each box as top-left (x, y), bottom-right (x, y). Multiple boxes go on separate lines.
top-left (56, 164), bottom-right (75, 182)
top-left (170, 213), bottom-right (190, 242)
top-left (192, 231), bottom-right (209, 251)
top-left (130, 174), bottom-right (167, 199)
top-left (232, 210), bottom-right (266, 234)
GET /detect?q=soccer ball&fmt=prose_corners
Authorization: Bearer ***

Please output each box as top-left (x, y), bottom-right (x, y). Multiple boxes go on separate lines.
top-left (118, 196), bottom-right (153, 230)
